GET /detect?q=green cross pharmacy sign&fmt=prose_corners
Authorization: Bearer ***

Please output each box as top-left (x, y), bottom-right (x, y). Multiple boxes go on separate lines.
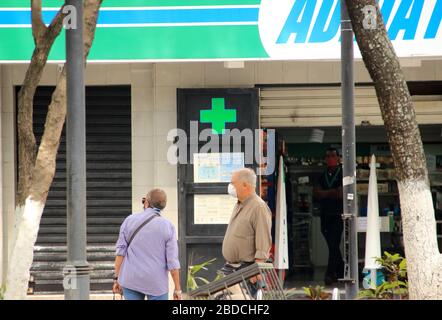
top-left (200, 98), bottom-right (237, 134)
top-left (0, 0), bottom-right (441, 62)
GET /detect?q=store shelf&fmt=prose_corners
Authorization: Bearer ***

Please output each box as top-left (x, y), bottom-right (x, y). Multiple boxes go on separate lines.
top-left (290, 181), bottom-right (314, 271)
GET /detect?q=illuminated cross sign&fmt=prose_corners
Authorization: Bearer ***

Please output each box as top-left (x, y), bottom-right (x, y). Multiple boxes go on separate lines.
top-left (200, 98), bottom-right (237, 134)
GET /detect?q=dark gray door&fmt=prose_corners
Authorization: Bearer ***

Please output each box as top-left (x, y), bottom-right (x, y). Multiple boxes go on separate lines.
top-left (18, 85), bottom-right (132, 293)
top-left (176, 88), bottom-right (259, 289)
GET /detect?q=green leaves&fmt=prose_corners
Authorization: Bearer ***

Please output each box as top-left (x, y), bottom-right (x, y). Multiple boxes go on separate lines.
top-left (357, 289), bottom-right (376, 299)
top-left (303, 285), bottom-right (331, 300)
top-left (0, 285), bottom-right (5, 300)
top-left (187, 276), bottom-right (198, 291)
top-left (399, 259), bottom-right (407, 278)
top-left (194, 277), bottom-right (210, 284)
top-left (187, 258), bottom-right (217, 291)
top-left (303, 286), bottom-right (312, 297)
top-left (359, 251), bottom-right (408, 299)
top-left (188, 258), bottom-right (216, 275)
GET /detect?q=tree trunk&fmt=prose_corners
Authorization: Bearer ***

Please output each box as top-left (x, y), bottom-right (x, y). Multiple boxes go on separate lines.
top-left (17, 1), bottom-right (66, 206)
top-left (345, 0), bottom-right (442, 299)
top-left (5, 0), bottom-right (103, 300)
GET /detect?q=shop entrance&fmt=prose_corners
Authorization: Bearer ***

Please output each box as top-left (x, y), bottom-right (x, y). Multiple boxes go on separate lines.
top-left (259, 83), bottom-right (442, 287)
top-left (270, 125), bottom-right (442, 287)
top-left (176, 88), bottom-right (260, 289)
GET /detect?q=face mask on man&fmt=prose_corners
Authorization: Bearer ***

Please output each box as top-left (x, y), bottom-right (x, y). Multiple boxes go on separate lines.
top-left (227, 183), bottom-right (237, 198)
top-left (326, 158), bottom-right (338, 168)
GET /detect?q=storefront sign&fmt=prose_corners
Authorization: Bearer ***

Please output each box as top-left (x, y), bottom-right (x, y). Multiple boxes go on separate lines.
top-left (0, 0), bottom-right (441, 62)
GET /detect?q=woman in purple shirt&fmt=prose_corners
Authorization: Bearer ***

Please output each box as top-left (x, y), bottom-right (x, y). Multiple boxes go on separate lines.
top-left (113, 189), bottom-right (181, 300)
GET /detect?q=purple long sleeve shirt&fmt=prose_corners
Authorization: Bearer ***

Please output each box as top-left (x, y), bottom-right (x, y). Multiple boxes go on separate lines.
top-left (115, 208), bottom-right (180, 296)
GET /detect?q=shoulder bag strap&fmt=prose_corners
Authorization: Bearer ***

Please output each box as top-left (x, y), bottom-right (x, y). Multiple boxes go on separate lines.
top-left (127, 213), bottom-right (159, 248)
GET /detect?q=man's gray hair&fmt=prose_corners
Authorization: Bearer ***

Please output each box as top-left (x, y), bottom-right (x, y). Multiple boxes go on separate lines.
top-left (235, 168), bottom-right (257, 188)
top-left (146, 188), bottom-right (167, 210)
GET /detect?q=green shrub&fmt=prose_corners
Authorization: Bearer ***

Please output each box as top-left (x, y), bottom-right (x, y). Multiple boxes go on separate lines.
top-left (303, 285), bottom-right (331, 300)
top-left (187, 258), bottom-right (217, 291)
top-left (358, 251), bottom-right (408, 300)
top-left (0, 285), bottom-right (5, 300)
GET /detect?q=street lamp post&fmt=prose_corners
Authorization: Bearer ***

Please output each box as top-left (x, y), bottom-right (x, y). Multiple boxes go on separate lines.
top-left (340, 0), bottom-right (359, 299)
top-left (64, 0), bottom-right (90, 300)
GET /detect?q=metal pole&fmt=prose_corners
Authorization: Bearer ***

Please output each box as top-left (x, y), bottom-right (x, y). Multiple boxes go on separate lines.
top-left (341, 0), bottom-right (359, 299)
top-left (64, 0), bottom-right (90, 300)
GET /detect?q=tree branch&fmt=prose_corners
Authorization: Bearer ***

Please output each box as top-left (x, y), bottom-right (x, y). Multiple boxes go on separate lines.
top-left (31, 0), bottom-right (47, 43)
top-left (83, 0), bottom-right (103, 61)
top-left (46, 4), bottom-right (68, 41)
top-left (17, 2), bottom-right (67, 205)
top-left (31, 0), bottom-right (103, 203)
top-left (344, 0), bottom-right (427, 183)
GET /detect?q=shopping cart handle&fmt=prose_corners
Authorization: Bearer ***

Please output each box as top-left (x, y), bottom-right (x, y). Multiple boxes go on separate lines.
top-left (188, 262), bottom-right (284, 299)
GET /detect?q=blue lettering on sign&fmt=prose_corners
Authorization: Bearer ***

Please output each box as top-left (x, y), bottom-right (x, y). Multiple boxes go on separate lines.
top-left (276, 0), bottom-right (441, 44)
top-left (309, 0), bottom-right (340, 43)
top-left (388, 0), bottom-right (424, 40)
top-left (276, 0), bottom-right (315, 43)
top-left (425, 0), bottom-right (442, 39)
top-left (380, 0), bottom-right (395, 25)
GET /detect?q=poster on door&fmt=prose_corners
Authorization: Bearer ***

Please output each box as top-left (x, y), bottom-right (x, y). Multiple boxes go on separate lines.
top-left (193, 152), bottom-right (244, 183)
top-left (194, 194), bottom-right (238, 224)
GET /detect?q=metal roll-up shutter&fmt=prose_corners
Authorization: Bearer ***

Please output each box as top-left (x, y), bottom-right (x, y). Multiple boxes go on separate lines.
top-left (25, 85), bottom-right (132, 293)
top-left (260, 86), bottom-right (442, 128)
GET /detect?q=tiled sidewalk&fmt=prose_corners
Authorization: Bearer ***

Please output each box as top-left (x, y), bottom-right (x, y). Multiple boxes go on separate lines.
top-left (27, 293), bottom-right (114, 300)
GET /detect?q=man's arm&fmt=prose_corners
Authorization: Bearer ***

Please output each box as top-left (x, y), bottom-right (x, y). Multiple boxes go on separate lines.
top-left (113, 256), bottom-right (124, 294)
top-left (169, 269), bottom-right (182, 300)
top-left (166, 224), bottom-right (182, 300)
top-left (114, 255), bottom-right (124, 277)
top-left (113, 218), bottom-right (128, 294)
top-left (254, 205), bottom-right (272, 261)
top-left (314, 184), bottom-right (343, 200)
top-left (314, 184), bottom-right (333, 200)
top-left (251, 206), bottom-right (272, 284)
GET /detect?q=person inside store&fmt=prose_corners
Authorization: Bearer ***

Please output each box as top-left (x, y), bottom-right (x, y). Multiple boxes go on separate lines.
top-left (220, 168), bottom-right (273, 298)
top-left (314, 147), bottom-right (345, 286)
top-left (113, 188), bottom-right (182, 300)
